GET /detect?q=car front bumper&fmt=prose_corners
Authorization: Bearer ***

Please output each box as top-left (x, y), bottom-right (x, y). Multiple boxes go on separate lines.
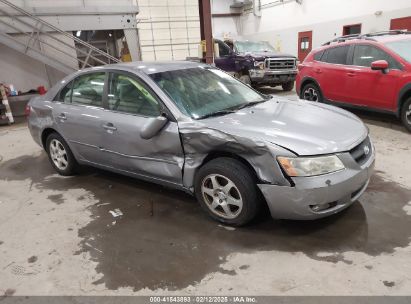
top-left (258, 146), bottom-right (375, 220)
top-left (249, 69), bottom-right (297, 84)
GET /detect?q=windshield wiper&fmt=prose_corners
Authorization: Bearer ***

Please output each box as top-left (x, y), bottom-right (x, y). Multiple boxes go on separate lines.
top-left (197, 109), bottom-right (236, 119)
top-left (233, 97), bottom-right (270, 111)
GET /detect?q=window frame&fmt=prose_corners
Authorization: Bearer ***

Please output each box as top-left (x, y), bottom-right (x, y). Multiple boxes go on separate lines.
top-left (104, 70), bottom-right (173, 119)
top-left (350, 43), bottom-right (403, 71)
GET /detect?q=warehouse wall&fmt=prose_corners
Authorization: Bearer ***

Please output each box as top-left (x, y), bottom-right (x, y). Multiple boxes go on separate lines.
top-left (238, 0), bottom-right (411, 56)
top-left (211, 0), bottom-right (242, 40)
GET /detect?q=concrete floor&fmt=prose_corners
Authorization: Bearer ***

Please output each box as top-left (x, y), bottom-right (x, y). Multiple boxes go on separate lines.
top-left (1, 90), bottom-right (411, 296)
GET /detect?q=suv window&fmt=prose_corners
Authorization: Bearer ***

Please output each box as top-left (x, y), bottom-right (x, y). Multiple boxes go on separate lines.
top-left (71, 72), bottom-right (105, 107)
top-left (216, 40), bottom-right (231, 57)
top-left (314, 50), bottom-right (324, 61)
top-left (107, 73), bottom-right (161, 117)
top-left (324, 46), bottom-right (349, 65)
top-left (353, 44), bottom-right (401, 69)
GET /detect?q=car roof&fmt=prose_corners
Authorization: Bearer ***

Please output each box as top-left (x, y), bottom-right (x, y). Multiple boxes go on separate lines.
top-left (82, 60), bottom-right (208, 75)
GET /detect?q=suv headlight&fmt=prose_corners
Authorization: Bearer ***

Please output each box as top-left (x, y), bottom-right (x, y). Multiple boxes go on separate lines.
top-left (277, 155), bottom-right (345, 177)
top-left (254, 61), bottom-right (265, 70)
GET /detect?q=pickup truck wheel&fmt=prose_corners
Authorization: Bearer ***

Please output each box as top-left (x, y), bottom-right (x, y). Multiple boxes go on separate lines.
top-left (239, 74), bottom-right (251, 86)
top-left (401, 97), bottom-right (411, 133)
top-left (195, 157), bottom-right (261, 226)
top-left (282, 81), bottom-right (294, 91)
top-left (301, 83), bottom-right (323, 103)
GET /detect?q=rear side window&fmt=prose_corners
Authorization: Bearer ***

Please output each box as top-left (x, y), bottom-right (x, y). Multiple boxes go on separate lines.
top-left (353, 44), bottom-right (401, 69)
top-left (56, 81), bottom-right (73, 103)
top-left (314, 50), bottom-right (324, 61)
top-left (323, 46), bottom-right (349, 65)
top-left (71, 72), bottom-right (105, 107)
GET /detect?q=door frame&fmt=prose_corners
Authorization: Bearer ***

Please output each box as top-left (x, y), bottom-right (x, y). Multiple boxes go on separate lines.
top-left (297, 30), bottom-right (313, 62)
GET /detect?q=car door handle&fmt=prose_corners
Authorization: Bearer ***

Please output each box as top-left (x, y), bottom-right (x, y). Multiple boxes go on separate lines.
top-left (347, 72), bottom-right (357, 77)
top-left (103, 123), bottom-right (117, 131)
top-left (57, 113), bottom-right (67, 121)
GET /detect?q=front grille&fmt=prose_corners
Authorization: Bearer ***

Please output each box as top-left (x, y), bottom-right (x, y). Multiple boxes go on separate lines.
top-left (265, 58), bottom-right (296, 70)
top-left (349, 136), bottom-right (372, 165)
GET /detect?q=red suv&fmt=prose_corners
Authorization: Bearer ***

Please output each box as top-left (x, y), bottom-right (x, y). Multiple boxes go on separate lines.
top-left (296, 31), bottom-right (411, 132)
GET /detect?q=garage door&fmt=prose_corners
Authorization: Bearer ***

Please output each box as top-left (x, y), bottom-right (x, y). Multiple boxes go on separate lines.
top-left (137, 0), bottom-right (201, 61)
top-left (390, 16), bottom-right (411, 31)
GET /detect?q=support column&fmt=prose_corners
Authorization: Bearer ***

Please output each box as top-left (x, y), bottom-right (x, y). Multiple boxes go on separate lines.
top-left (198, 0), bottom-right (213, 64)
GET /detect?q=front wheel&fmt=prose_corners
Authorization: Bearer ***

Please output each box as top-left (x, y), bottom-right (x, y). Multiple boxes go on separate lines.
top-left (301, 83), bottom-right (323, 103)
top-left (195, 158), bottom-right (261, 226)
top-left (401, 97), bottom-right (411, 133)
top-left (46, 132), bottom-right (78, 176)
top-left (239, 74), bottom-right (252, 86)
top-left (282, 81), bottom-right (294, 91)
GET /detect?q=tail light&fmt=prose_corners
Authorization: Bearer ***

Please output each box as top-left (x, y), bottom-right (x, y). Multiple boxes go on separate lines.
top-left (25, 104), bottom-right (31, 117)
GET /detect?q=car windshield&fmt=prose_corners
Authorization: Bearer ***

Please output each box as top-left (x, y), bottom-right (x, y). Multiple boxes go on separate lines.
top-left (385, 38), bottom-right (411, 63)
top-left (150, 67), bottom-right (267, 119)
top-left (235, 41), bottom-right (276, 53)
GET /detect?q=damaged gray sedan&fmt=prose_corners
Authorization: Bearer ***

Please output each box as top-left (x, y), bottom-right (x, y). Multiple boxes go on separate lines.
top-left (27, 61), bottom-right (375, 226)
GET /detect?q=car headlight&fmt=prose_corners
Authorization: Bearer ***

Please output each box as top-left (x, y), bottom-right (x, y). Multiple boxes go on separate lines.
top-left (277, 155), bottom-right (345, 177)
top-left (254, 61), bottom-right (265, 70)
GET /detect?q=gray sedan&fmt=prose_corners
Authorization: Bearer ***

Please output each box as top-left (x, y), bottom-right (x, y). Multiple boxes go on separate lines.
top-left (27, 61), bottom-right (375, 226)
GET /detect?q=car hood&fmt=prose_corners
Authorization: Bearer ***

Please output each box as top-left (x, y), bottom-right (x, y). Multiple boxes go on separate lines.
top-left (199, 99), bottom-right (368, 156)
top-left (238, 51), bottom-right (296, 59)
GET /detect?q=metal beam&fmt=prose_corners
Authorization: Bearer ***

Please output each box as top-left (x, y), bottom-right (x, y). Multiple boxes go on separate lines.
top-left (198, 0), bottom-right (213, 64)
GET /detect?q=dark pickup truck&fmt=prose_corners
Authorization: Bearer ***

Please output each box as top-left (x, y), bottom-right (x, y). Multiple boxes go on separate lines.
top-left (214, 39), bottom-right (298, 91)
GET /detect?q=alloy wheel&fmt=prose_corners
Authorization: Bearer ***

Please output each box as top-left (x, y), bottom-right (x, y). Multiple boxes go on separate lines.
top-left (303, 87), bottom-right (319, 102)
top-left (201, 174), bottom-right (243, 219)
top-left (406, 103), bottom-right (411, 125)
top-left (49, 139), bottom-right (68, 170)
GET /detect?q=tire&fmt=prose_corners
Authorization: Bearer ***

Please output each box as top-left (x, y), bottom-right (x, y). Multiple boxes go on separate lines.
top-left (194, 157), bottom-right (261, 226)
top-left (239, 74), bottom-right (252, 86)
top-left (282, 81), bottom-right (294, 91)
top-left (46, 132), bottom-right (78, 176)
top-left (401, 97), bottom-right (411, 133)
top-left (301, 82), bottom-right (323, 103)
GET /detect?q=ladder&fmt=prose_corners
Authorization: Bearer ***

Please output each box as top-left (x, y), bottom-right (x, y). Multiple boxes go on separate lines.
top-left (0, 84), bottom-right (14, 124)
top-left (0, 0), bottom-right (121, 74)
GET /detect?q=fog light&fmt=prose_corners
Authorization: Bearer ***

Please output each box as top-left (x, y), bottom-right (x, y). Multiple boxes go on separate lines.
top-left (310, 202), bottom-right (337, 212)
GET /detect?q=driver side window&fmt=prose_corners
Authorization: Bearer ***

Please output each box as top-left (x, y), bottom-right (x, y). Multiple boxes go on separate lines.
top-left (216, 40), bottom-right (231, 57)
top-left (107, 73), bottom-right (161, 117)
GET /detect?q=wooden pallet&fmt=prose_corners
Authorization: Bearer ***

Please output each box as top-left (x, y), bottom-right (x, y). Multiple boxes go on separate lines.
top-left (0, 84), bottom-right (14, 124)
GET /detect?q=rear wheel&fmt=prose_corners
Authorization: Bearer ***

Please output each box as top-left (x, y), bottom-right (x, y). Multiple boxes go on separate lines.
top-left (401, 97), bottom-right (411, 133)
top-left (301, 83), bottom-right (323, 103)
top-left (282, 81), bottom-right (294, 91)
top-left (195, 157), bottom-right (261, 226)
top-left (46, 132), bottom-right (78, 176)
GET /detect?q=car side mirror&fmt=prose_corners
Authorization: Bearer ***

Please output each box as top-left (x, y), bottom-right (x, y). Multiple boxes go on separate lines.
top-left (371, 60), bottom-right (389, 74)
top-left (140, 115), bottom-right (168, 140)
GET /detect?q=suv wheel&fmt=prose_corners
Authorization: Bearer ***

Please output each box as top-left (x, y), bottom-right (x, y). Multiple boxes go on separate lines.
top-left (195, 158), bottom-right (261, 226)
top-left (301, 83), bottom-right (323, 103)
top-left (282, 81), bottom-right (294, 91)
top-left (401, 97), bottom-right (411, 133)
top-left (46, 132), bottom-right (78, 176)
top-left (239, 74), bottom-right (251, 86)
